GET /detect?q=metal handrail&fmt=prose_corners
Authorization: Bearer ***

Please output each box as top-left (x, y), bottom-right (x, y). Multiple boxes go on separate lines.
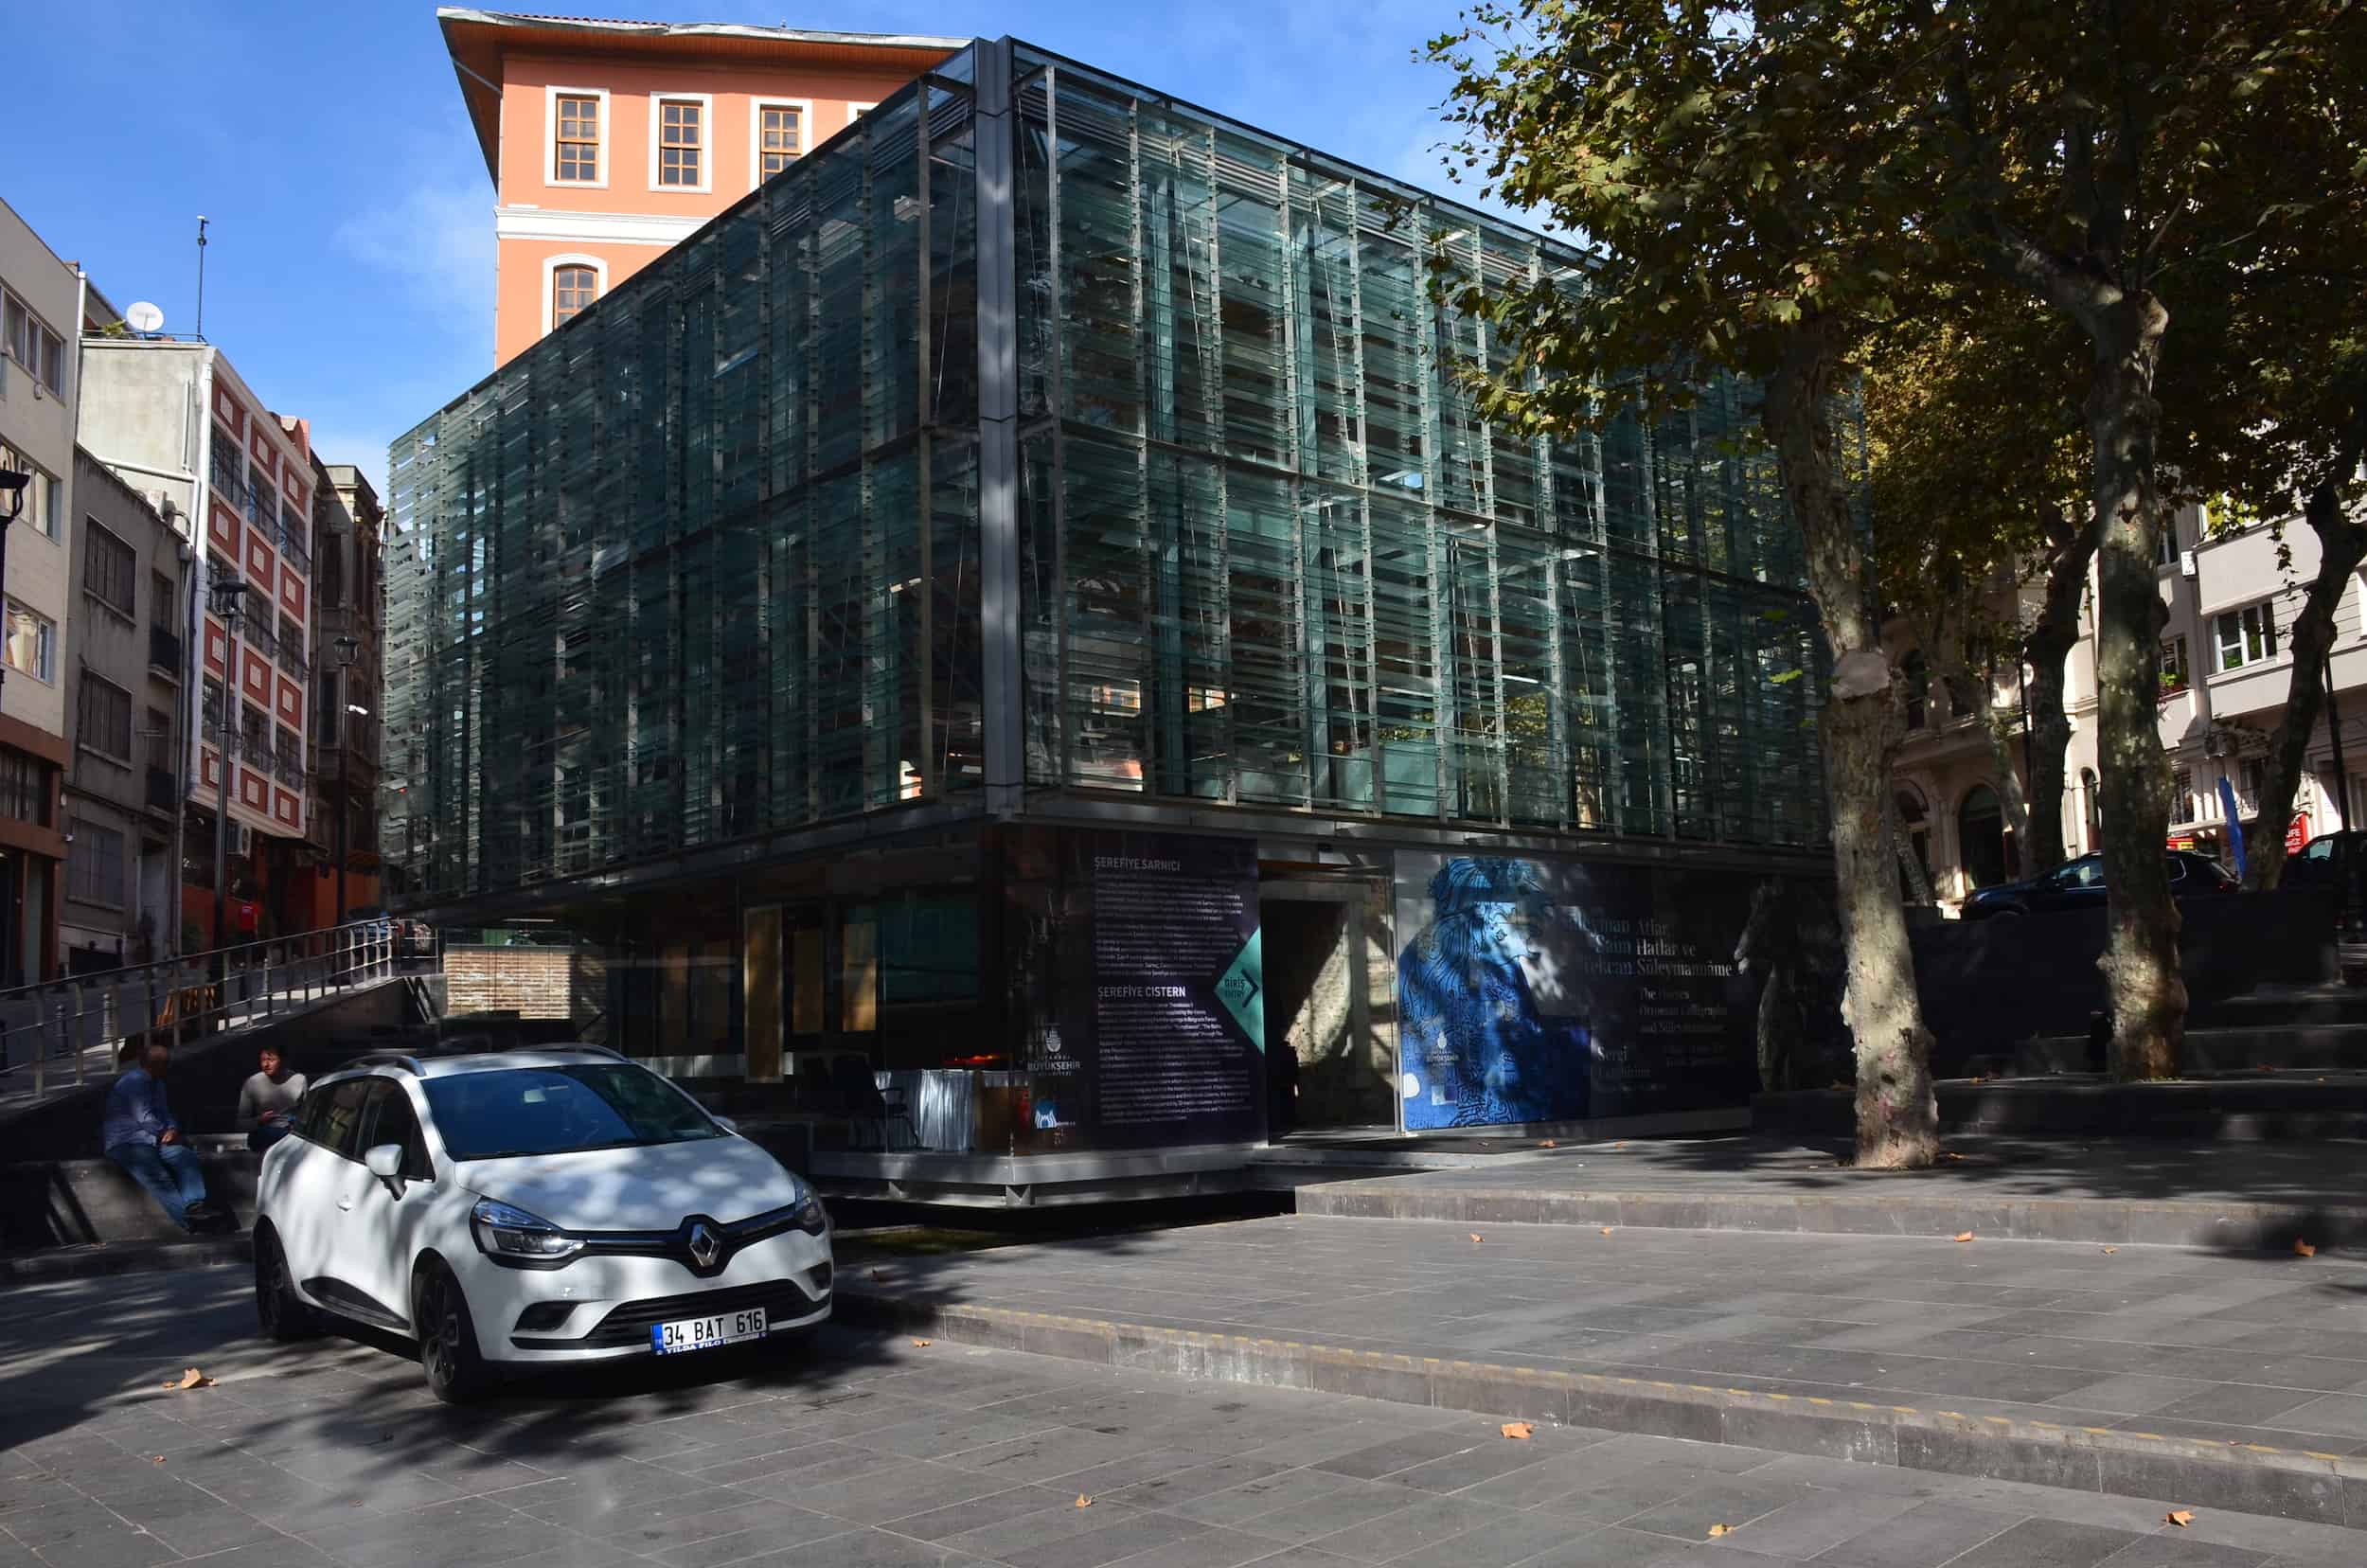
top-left (0, 918), bottom-right (433, 1098)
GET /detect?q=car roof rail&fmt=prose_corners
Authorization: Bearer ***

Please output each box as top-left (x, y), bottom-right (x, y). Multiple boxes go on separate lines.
top-left (337, 1053), bottom-right (424, 1076)
top-left (513, 1042), bottom-right (626, 1061)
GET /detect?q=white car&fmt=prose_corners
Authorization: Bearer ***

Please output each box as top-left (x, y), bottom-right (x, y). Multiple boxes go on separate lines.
top-left (252, 1045), bottom-right (832, 1401)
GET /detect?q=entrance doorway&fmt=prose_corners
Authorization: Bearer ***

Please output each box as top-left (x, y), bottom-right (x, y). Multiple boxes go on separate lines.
top-left (1258, 884), bottom-right (1396, 1134)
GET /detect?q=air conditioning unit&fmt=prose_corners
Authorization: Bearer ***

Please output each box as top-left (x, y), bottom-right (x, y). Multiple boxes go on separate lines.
top-left (233, 824), bottom-right (254, 856)
top-left (2202, 732), bottom-right (2228, 758)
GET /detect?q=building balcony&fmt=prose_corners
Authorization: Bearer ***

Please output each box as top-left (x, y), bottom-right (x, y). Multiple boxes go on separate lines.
top-left (146, 766), bottom-right (177, 811)
top-left (149, 625), bottom-right (183, 679)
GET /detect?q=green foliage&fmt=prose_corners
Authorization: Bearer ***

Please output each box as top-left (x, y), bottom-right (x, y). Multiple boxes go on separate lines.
top-left (1423, 0), bottom-right (1952, 437)
top-left (1862, 298), bottom-right (2087, 659)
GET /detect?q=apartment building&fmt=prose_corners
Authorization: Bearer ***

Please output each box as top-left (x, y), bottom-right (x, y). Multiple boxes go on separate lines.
top-left (78, 336), bottom-right (315, 946)
top-left (437, 7), bottom-right (962, 364)
top-left (1893, 499), bottom-right (2364, 909)
top-left (0, 198), bottom-right (79, 985)
top-left (62, 451), bottom-right (190, 970)
top-left (294, 456), bottom-right (383, 928)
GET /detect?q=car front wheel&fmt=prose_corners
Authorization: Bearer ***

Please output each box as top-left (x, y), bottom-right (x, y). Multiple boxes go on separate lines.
top-left (414, 1259), bottom-right (493, 1403)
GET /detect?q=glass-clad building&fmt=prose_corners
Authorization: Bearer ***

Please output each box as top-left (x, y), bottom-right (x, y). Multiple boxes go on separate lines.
top-left (388, 38), bottom-right (1835, 1155)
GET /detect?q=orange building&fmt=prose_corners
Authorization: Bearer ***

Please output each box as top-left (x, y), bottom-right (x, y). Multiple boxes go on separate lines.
top-left (438, 9), bottom-right (964, 365)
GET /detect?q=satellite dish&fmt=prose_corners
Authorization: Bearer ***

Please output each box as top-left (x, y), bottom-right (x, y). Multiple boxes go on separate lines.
top-left (126, 301), bottom-right (165, 333)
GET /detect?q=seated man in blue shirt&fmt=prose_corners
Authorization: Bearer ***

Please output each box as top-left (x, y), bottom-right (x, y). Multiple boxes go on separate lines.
top-left (102, 1041), bottom-right (222, 1233)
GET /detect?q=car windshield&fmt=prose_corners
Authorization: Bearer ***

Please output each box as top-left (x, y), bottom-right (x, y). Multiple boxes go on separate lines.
top-left (422, 1063), bottom-right (723, 1161)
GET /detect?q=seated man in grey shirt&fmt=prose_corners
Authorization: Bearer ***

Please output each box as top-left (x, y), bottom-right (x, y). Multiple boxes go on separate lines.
top-left (238, 1046), bottom-right (308, 1151)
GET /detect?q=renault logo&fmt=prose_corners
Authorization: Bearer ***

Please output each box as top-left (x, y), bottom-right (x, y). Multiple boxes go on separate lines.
top-left (686, 1222), bottom-right (721, 1271)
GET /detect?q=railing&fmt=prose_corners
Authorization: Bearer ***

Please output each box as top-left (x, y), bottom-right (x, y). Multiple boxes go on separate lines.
top-left (0, 918), bottom-right (421, 1097)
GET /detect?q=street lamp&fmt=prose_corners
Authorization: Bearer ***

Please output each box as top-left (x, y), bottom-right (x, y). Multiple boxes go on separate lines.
top-left (333, 633), bottom-right (361, 924)
top-left (0, 465), bottom-right (29, 704)
top-left (207, 579), bottom-right (250, 970)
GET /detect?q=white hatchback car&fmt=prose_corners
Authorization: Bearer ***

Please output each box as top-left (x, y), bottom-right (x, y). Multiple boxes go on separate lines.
top-left (252, 1046), bottom-right (832, 1400)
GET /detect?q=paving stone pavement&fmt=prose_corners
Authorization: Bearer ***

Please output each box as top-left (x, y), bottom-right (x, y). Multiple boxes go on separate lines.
top-left (1275, 1134), bottom-right (2367, 1213)
top-left (4, 1270), bottom-right (2365, 1568)
top-left (844, 1215), bottom-right (2367, 1465)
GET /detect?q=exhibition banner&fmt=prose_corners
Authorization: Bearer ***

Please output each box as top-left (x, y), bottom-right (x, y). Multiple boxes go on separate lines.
top-left (1393, 853), bottom-right (1840, 1130)
top-left (1004, 827), bottom-right (1267, 1150)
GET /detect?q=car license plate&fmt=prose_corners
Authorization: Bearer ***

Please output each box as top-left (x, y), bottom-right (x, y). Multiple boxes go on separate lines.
top-left (650, 1307), bottom-right (767, 1354)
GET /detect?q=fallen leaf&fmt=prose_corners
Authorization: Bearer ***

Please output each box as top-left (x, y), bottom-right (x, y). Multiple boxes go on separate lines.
top-left (911, 1339), bottom-right (932, 1348)
top-left (1708, 1523), bottom-right (1735, 1538)
top-left (174, 1367), bottom-right (214, 1390)
top-left (1953, 1232), bottom-right (1975, 1243)
top-left (150, 1455), bottom-right (166, 1464)
top-left (1613, 1141), bottom-right (1628, 1149)
top-left (1941, 1151), bottom-right (1966, 1162)
top-left (2295, 1238), bottom-right (2318, 1258)
top-left (1539, 1139), bottom-right (1557, 1149)
top-left (2166, 1509), bottom-right (2194, 1527)
top-left (1470, 1234), bottom-right (1485, 1244)
top-left (1600, 1227), bottom-right (1614, 1237)
top-left (1501, 1421), bottom-right (1534, 1439)
top-left (2100, 1246), bottom-right (2118, 1255)
top-left (1075, 1494), bottom-right (1094, 1508)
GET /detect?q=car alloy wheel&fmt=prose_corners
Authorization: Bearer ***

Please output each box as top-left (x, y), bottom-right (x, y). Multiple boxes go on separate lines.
top-left (416, 1261), bottom-right (491, 1403)
top-left (254, 1226), bottom-right (316, 1342)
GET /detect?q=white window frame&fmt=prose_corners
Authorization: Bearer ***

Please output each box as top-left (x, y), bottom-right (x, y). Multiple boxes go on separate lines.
top-left (749, 97), bottom-right (813, 189)
top-left (2213, 601), bottom-right (2280, 672)
top-left (26, 460), bottom-right (60, 541)
top-left (648, 92), bottom-right (715, 193)
top-left (5, 598), bottom-right (55, 684)
top-left (543, 84), bottom-right (610, 189)
top-left (3, 287), bottom-right (67, 397)
top-left (541, 253), bottom-right (610, 336)
top-left (847, 101), bottom-right (878, 127)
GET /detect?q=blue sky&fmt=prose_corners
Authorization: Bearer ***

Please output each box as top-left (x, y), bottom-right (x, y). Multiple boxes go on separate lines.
top-left (6, 0), bottom-right (1482, 499)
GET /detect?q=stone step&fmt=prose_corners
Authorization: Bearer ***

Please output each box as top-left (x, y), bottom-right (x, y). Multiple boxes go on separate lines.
top-left (1753, 1075), bottom-right (2367, 1142)
top-left (831, 1283), bottom-right (2367, 1532)
top-left (0, 1143), bottom-right (260, 1249)
top-left (2015, 1026), bottom-right (2367, 1076)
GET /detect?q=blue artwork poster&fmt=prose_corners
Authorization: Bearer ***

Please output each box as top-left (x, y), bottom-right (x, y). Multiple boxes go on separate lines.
top-left (1393, 853), bottom-right (1839, 1130)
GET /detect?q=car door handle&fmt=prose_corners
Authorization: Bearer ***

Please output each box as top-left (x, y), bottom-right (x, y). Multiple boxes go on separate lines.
top-left (337, 1197), bottom-right (355, 1211)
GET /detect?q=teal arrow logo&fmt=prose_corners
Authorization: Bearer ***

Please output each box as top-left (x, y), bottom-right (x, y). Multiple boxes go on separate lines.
top-left (1215, 930), bottom-right (1264, 1053)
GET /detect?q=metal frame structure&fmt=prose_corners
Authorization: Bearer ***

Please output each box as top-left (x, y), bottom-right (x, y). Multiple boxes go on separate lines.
top-left (386, 38), bottom-right (1824, 914)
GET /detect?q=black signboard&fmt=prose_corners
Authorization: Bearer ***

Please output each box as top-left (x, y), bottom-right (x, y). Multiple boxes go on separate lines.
top-left (1003, 828), bottom-right (1266, 1150)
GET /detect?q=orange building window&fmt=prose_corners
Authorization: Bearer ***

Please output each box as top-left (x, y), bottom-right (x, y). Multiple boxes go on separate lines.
top-left (658, 99), bottom-right (703, 187)
top-left (555, 94), bottom-right (600, 182)
top-left (759, 105), bottom-right (802, 180)
top-left (553, 266), bottom-right (598, 327)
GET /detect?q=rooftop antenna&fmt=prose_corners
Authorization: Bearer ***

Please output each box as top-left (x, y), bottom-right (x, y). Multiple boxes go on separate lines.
top-left (194, 216), bottom-right (209, 340)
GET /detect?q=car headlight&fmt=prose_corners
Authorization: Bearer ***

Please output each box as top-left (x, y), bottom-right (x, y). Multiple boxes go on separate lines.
top-left (471, 1198), bottom-right (583, 1262)
top-left (794, 1190), bottom-right (829, 1236)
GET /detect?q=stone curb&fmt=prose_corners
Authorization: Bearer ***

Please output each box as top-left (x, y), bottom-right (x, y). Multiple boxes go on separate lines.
top-left (833, 1287), bottom-right (2367, 1530)
top-left (0, 1234), bottom-right (251, 1285)
top-left (1291, 1183), bottom-right (2367, 1250)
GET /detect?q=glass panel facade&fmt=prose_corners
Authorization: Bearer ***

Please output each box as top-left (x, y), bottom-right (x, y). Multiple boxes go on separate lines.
top-left (387, 42), bottom-right (1823, 909)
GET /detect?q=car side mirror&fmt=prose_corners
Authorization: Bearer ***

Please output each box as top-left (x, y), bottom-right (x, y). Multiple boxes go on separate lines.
top-left (364, 1142), bottom-right (407, 1196)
